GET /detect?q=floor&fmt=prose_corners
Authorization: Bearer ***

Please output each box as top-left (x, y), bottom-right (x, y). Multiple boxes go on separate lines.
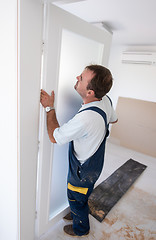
top-left (40, 142), bottom-right (156, 240)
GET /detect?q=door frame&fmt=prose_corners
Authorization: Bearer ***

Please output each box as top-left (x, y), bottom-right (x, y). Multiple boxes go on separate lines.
top-left (36, 3), bottom-right (112, 238)
top-left (19, 0), bottom-right (43, 240)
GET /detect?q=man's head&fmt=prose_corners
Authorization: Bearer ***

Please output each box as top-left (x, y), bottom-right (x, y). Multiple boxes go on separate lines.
top-left (75, 64), bottom-right (113, 104)
top-left (85, 64), bottom-right (113, 99)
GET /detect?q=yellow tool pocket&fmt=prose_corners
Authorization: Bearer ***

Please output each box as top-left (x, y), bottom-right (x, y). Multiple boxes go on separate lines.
top-left (68, 183), bottom-right (88, 195)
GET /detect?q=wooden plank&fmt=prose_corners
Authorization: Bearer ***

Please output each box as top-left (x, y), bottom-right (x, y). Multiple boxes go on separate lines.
top-left (88, 159), bottom-right (147, 222)
top-left (110, 97), bottom-right (156, 158)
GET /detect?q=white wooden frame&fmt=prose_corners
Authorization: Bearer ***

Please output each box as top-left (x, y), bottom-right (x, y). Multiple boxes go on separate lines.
top-left (19, 0), bottom-right (43, 239)
top-left (36, 3), bottom-right (112, 238)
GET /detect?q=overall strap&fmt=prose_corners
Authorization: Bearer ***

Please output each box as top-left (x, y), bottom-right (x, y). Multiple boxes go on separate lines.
top-left (68, 106), bottom-right (110, 187)
top-left (106, 95), bottom-right (112, 106)
top-left (78, 106), bottom-right (108, 129)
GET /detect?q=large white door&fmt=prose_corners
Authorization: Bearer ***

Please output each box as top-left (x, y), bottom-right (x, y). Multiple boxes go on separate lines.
top-left (36, 3), bottom-right (112, 238)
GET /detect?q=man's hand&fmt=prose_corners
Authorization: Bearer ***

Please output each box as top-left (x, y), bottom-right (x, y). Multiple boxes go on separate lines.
top-left (40, 89), bottom-right (55, 108)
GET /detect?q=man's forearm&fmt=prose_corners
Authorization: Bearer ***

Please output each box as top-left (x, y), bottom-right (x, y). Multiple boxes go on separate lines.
top-left (47, 109), bottom-right (59, 143)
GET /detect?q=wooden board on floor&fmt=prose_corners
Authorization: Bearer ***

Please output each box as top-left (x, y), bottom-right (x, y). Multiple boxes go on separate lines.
top-left (88, 159), bottom-right (147, 222)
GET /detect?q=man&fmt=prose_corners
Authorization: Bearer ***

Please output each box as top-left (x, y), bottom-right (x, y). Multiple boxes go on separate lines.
top-left (40, 64), bottom-right (118, 237)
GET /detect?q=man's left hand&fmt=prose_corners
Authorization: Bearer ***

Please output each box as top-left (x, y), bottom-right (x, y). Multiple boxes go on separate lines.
top-left (40, 89), bottom-right (55, 108)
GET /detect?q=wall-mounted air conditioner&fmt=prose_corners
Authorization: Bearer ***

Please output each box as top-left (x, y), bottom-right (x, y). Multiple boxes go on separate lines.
top-left (122, 51), bottom-right (156, 65)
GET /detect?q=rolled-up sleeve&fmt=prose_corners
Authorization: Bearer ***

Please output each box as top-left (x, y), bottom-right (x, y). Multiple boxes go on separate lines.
top-left (110, 106), bottom-right (118, 123)
top-left (53, 113), bottom-right (86, 145)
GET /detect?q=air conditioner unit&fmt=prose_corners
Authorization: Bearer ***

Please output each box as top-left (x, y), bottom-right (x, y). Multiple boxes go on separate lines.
top-left (122, 51), bottom-right (156, 65)
top-left (51, 0), bottom-right (86, 4)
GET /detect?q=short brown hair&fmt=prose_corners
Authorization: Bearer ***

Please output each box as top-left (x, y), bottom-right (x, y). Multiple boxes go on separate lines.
top-left (86, 64), bottom-right (113, 99)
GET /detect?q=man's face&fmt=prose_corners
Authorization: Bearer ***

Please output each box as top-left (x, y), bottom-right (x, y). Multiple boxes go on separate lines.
top-left (74, 68), bottom-right (95, 98)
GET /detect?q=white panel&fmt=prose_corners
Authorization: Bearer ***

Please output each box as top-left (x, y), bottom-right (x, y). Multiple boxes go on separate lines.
top-left (19, 0), bottom-right (43, 239)
top-left (49, 29), bottom-right (104, 218)
top-left (37, 3), bottom-right (112, 237)
top-left (0, 1), bottom-right (17, 240)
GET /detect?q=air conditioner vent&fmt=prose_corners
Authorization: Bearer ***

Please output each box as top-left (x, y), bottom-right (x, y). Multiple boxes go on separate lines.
top-left (122, 51), bottom-right (156, 65)
top-left (51, 0), bottom-right (86, 4)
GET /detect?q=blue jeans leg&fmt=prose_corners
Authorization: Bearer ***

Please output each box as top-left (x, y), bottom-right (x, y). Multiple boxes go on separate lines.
top-left (67, 186), bottom-right (93, 236)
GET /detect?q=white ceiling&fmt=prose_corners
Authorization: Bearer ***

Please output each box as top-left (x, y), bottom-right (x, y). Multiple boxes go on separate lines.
top-left (52, 0), bottom-right (156, 46)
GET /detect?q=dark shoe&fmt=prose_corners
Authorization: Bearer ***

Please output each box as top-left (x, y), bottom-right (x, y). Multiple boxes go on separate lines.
top-left (63, 224), bottom-right (89, 237)
top-left (63, 212), bottom-right (73, 221)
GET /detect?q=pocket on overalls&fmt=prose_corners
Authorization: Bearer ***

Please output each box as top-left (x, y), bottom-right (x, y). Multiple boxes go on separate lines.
top-left (67, 183), bottom-right (89, 217)
top-left (68, 183), bottom-right (88, 196)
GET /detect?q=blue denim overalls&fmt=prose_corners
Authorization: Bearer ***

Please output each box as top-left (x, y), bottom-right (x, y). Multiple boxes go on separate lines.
top-left (67, 106), bottom-right (109, 236)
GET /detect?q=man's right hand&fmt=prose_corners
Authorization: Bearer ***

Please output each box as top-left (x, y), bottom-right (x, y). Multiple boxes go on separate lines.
top-left (40, 89), bottom-right (55, 108)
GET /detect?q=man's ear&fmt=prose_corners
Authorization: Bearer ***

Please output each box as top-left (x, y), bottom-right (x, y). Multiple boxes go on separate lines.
top-left (87, 89), bottom-right (95, 97)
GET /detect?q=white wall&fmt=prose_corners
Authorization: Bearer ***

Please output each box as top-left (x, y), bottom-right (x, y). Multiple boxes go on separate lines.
top-left (19, 0), bottom-right (42, 239)
top-left (0, 1), bottom-right (17, 240)
top-left (0, 1), bottom-right (43, 239)
top-left (108, 45), bottom-right (156, 108)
